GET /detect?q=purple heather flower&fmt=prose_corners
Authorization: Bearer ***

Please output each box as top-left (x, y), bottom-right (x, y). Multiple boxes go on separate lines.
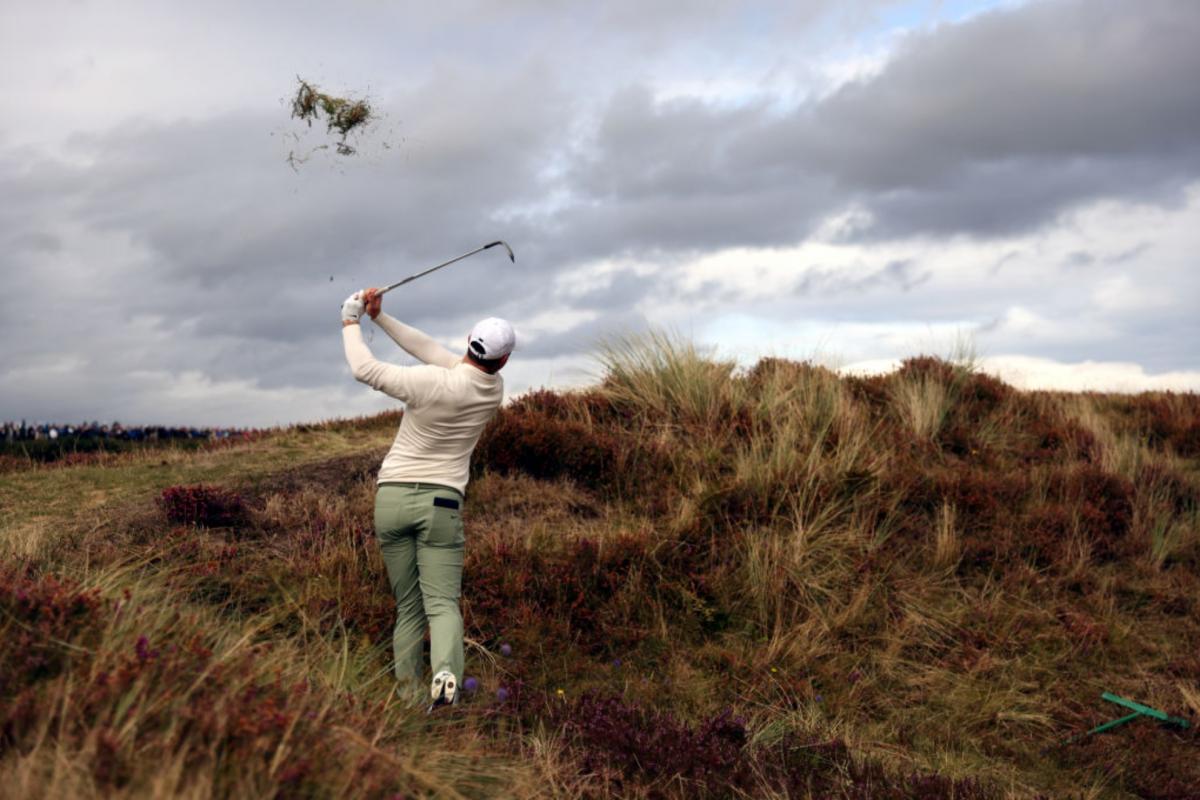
top-left (497, 687), bottom-right (510, 702)
top-left (463, 677), bottom-right (479, 693)
top-left (135, 635), bottom-right (158, 662)
top-left (815, 695), bottom-right (823, 703)
top-left (499, 643), bottom-right (512, 657)
top-left (612, 658), bottom-right (622, 667)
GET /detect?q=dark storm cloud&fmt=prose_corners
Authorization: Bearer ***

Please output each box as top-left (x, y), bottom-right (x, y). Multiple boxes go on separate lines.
top-left (562, 87), bottom-right (838, 252)
top-left (3, 0), bottom-right (1199, 425)
top-left (0, 66), bottom-right (575, 405)
top-left (60, 72), bottom-right (565, 295)
top-left (570, 0), bottom-right (1200, 243)
top-left (801, 1), bottom-right (1200, 178)
top-left (10, 0), bottom-right (1186, 359)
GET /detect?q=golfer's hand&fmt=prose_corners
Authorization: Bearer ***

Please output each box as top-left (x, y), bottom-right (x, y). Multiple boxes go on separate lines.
top-left (363, 287), bottom-right (382, 320)
top-left (341, 291), bottom-right (364, 324)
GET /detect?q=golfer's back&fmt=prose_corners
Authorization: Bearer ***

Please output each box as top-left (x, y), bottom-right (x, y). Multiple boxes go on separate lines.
top-left (376, 362), bottom-right (503, 494)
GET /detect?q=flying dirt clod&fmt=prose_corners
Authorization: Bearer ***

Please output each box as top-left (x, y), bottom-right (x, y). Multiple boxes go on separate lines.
top-left (290, 77), bottom-right (373, 156)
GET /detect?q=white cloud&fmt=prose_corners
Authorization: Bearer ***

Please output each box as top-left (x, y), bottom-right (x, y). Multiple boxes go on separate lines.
top-left (981, 356), bottom-right (1200, 393)
top-left (984, 306), bottom-right (1113, 345)
top-left (628, 184), bottom-right (1200, 380)
top-left (841, 355), bottom-right (1200, 393)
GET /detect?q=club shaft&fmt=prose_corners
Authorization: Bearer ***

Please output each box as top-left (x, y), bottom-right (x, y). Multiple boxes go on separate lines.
top-left (377, 241), bottom-right (512, 296)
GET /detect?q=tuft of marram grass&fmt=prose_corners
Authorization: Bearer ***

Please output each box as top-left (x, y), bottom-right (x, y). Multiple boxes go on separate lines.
top-left (596, 330), bottom-right (741, 430)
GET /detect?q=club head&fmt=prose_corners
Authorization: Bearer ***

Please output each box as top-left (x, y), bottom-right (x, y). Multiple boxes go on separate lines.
top-left (485, 240), bottom-right (515, 262)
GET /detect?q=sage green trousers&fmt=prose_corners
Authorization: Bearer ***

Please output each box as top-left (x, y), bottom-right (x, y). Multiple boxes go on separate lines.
top-left (374, 482), bottom-right (465, 697)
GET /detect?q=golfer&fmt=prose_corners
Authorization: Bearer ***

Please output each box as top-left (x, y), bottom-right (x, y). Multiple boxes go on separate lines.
top-left (341, 287), bottom-right (514, 708)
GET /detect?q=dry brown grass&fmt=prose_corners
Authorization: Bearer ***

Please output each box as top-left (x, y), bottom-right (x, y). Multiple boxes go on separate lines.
top-left (3, 337), bottom-right (1198, 798)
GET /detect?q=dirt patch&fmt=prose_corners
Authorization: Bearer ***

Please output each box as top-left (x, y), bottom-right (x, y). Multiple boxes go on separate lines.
top-left (240, 449), bottom-right (386, 503)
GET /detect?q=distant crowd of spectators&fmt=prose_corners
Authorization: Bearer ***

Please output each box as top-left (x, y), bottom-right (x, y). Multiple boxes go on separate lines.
top-left (3, 420), bottom-right (256, 444)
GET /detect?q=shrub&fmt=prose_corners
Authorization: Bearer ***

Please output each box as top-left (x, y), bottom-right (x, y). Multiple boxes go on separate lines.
top-left (743, 358), bottom-right (842, 394)
top-left (1022, 414), bottom-right (1099, 464)
top-left (894, 356), bottom-right (962, 387)
top-left (504, 388), bottom-right (588, 420)
top-left (1059, 717), bottom-right (1200, 799)
top-left (0, 567), bottom-right (103, 696)
top-left (1131, 463), bottom-right (1200, 569)
top-left (159, 484), bottom-right (246, 527)
top-left (0, 454), bottom-right (29, 474)
top-left (543, 692), bottom-right (1003, 798)
top-left (476, 412), bottom-right (616, 486)
top-left (1135, 463), bottom-right (1200, 515)
top-left (474, 404), bottom-right (669, 501)
top-left (1106, 393), bottom-right (1200, 457)
top-left (1047, 466), bottom-right (1135, 561)
top-left (465, 534), bottom-right (654, 652)
top-left (553, 692), bottom-right (746, 794)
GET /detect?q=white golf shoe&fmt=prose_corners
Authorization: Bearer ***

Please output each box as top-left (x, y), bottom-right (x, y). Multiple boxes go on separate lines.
top-left (428, 670), bottom-right (458, 712)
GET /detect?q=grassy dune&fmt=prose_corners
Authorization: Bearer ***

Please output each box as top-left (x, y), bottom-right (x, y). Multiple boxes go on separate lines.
top-left (2, 339), bottom-right (1198, 798)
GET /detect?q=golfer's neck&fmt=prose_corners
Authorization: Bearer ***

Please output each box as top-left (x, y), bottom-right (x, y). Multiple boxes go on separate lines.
top-left (461, 356), bottom-right (501, 375)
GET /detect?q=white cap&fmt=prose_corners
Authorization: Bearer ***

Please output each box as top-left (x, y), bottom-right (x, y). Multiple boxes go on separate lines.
top-left (468, 317), bottom-right (516, 360)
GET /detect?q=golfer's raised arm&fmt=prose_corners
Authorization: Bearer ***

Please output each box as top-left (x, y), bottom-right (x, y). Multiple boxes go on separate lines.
top-left (341, 292), bottom-right (436, 404)
top-left (373, 313), bottom-right (460, 369)
top-left (343, 324), bottom-right (444, 405)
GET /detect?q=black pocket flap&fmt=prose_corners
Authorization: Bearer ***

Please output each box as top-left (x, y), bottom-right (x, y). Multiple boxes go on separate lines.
top-left (433, 496), bottom-right (460, 510)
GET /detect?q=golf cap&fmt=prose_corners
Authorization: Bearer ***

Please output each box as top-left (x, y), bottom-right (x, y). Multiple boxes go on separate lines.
top-left (468, 317), bottom-right (516, 360)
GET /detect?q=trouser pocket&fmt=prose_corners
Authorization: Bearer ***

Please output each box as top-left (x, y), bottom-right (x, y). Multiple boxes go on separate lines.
top-left (424, 495), bottom-right (464, 548)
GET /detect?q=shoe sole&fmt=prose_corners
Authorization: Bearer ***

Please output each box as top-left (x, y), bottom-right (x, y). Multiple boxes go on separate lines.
top-left (429, 673), bottom-right (457, 713)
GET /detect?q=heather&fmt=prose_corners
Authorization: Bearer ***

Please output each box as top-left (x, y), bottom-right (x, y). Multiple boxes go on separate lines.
top-left (2, 339), bottom-right (1198, 798)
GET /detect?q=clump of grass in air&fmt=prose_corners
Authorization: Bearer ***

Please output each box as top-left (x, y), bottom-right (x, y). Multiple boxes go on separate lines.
top-left (291, 77), bottom-right (373, 156)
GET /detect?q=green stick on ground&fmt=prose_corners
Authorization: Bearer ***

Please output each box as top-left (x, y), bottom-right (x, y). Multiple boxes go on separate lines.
top-left (1059, 692), bottom-right (1191, 747)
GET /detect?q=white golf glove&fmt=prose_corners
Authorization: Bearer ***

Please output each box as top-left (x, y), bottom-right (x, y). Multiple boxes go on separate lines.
top-left (341, 291), bottom-right (364, 323)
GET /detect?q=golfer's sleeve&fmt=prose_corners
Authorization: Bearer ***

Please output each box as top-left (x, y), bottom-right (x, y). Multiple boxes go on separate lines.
top-left (373, 313), bottom-right (460, 369)
top-left (343, 325), bottom-right (435, 404)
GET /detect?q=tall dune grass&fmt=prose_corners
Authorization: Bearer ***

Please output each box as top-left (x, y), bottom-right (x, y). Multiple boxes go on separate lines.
top-left (3, 333), bottom-right (1198, 797)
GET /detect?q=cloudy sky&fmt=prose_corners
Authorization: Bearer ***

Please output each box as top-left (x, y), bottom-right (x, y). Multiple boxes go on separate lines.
top-left (1, 0), bottom-right (1198, 427)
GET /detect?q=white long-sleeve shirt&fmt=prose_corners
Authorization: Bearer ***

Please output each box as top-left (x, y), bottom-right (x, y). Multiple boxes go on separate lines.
top-left (342, 313), bottom-right (503, 494)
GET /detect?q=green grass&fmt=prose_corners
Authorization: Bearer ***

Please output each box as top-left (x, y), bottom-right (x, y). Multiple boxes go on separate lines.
top-left (0, 425), bottom-right (391, 561)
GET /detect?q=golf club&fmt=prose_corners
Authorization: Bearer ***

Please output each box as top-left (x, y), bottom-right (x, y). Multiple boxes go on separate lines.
top-left (377, 240), bottom-right (515, 296)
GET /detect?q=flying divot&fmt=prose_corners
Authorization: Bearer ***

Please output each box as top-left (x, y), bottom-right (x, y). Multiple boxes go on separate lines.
top-left (288, 77), bottom-right (374, 164)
